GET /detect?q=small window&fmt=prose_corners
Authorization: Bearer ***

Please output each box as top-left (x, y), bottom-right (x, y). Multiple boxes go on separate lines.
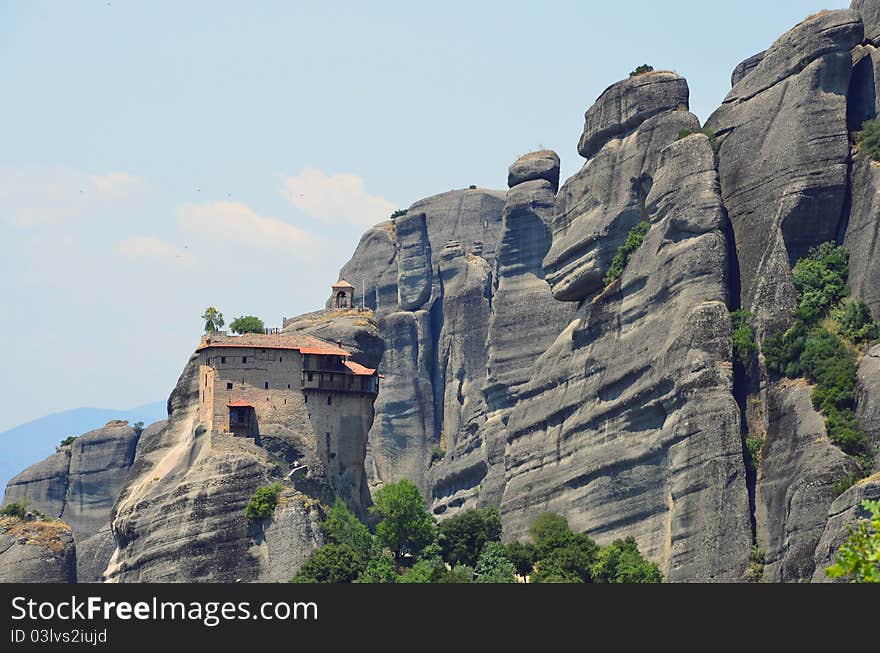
top-left (205, 374), bottom-right (208, 385)
top-left (226, 382), bottom-right (233, 390)
top-left (308, 372), bottom-right (314, 382)
top-left (329, 374), bottom-right (334, 383)
top-left (242, 356), bottom-right (247, 364)
top-left (280, 356), bottom-right (283, 362)
top-left (287, 383), bottom-right (291, 389)
top-left (327, 395), bottom-right (332, 406)
top-left (264, 381), bottom-right (269, 390)
top-left (304, 394), bottom-right (308, 404)
top-left (221, 356), bottom-right (226, 364)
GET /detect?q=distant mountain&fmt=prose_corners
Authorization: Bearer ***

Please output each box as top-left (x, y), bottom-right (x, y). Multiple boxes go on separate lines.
top-left (0, 401), bottom-right (167, 494)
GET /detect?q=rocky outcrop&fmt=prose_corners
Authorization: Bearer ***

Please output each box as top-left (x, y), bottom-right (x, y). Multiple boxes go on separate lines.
top-left (812, 473), bottom-right (880, 582)
top-left (856, 345), bottom-right (880, 469)
top-left (848, 45), bottom-right (880, 130)
top-left (252, 491), bottom-right (324, 583)
top-left (507, 150), bottom-right (561, 192)
top-left (852, 0), bottom-right (880, 45)
top-left (706, 10), bottom-right (862, 333)
top-left (0, 516), bottom-right (77, 583)
top-left (3, 450), bottom-right (70, 519)
top-left (844, 153), bottom-right (880, 319)
top-left (499, 133), bottom-right (751, 581)
top-left (755, 382), bottom-right (859, 582)
top-left (283, 309), bottom-right (384, 370)
top-left (576, 72), bottom-right (689, 159)
top-left (334, 189), bottom-right (507, 492)
top-left (731, 51), bottom-right (766, 87)
top-left (545, 75), bottom-right (699, 303)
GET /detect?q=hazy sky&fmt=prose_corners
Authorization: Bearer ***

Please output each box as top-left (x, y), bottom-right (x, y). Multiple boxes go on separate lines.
top-left (0, 0), bottom-right (850, 431)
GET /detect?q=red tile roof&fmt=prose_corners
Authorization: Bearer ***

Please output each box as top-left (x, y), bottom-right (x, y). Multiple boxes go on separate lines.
top-left (197, 333), bottom-right (351, 356)
top-left (344, 360), bottom-right (377, 376)
top-left (332, 279), bottom-right (354, 289)
top-left (227, 400), bottom-right (253, 408)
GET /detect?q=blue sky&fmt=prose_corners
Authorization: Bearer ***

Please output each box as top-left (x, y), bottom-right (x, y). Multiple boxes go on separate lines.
top-left (0, 0), bottom-right (849, 432)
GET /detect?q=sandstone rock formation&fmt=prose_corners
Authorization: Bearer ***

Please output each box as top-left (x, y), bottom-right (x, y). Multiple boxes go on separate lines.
top-left (755, 382), bottom-right (859, 582)
top-left (0, 516), bottom-right (77, 583)
top-left (731, 51), bottom-right (766, 87)
top-left (843, 153), bottom-right (880, 319)
top-left (706, 9), bottom-right (862, 333)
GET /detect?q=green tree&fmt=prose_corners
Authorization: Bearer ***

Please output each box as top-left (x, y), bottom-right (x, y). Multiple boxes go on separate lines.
top-left (1, 501), bottom-right (29, 520)
top-left (202, 306), bottom-right (224, 332)
top-left (440, 565), bottom-right (474, 583)
top-left (792, 243), bottom-right (849, 323)
top-left (291, 543), bottom-right (363, 583)
top-left (474, 542), bottom-right (517, 583)
top-left (505, 541), bottom-right (537, 578)
top-left (531, 534), bottom-right (600, 584)
top-left (826, 500), bottom-right (880, 583)
top-left (528, 513), bottom-right (576, 558)
top-left (438, 506), bottom-right (502, 567)
top-left (132, 421), bottom-right (145, 437)
top-left (59, 436), bottom-right (77, 447)
top-left (354, 553), bottom-right (398, 584)
top-left (369, 479), bottom-right (437, 563)
top-left (397, 557), bottom-right (446, 583)
top-left (630, 64), bottom-right (654, 77)
top-left (836, 300), bottom-right (880, 343)
top-left (244, 482), bottom-right (283, 521)
top-left (230, 315), bottom-right (265, 335)
top-left (591, 537), bottom-right (663, 583)
top-left (321, 498), bottom-right (373, 561)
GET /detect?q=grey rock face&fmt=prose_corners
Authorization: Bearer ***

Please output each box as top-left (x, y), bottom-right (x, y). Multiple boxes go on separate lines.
top-left (4, 450), bottom-right (71, 519)
top-left (731, 51), bottom-right (766, 87)
top-left (856, 345), bottom-right (880, 469)
top-left (64, 423), bottom-right (140, 539)
top-left (852, 0), bottom-right (880, 44)
top-left (0, 517), bottom-right (77, 583)
top-left (395, 211), bottom-right (433, 311)
top-left (848, 45), bottom-right (880, 130)
top-left (333, 189), bottom-right (507, 492)
top-left (812, 474), bottom-right (880, 582)
top-left (76, 528), bottom-right (117, 583)
top-left (755, 383), bottom-right (858, 582)
top-left (545, 107), bottom-right (700, 303)
top-left (252, 492), bottom-right (324, 582)
top-left (577, 72), bottom-right (690, 159)
top-left (507, 150), bottom-right (561, 192)
top-left (706, 10), bottom-right (862, 332)
top-left (844, 153), bottom-right (880, 319)
top-left (499, 134), bottom-right (751, 581)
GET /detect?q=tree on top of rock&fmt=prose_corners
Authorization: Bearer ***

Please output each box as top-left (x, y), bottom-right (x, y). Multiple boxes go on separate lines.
top-left (230, 315), bottom-right (265, 334)
top-left (202, 306), bottom-right (224, 332)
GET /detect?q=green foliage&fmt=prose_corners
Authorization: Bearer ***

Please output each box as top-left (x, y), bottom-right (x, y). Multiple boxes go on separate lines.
top-left (230, 315), bottom-right (265, 335)
top-left (291, 544), bottom-right (363, 583)
top-left (731, 310), bottom-right (758, 370)
top-left (744, 434), bottom-right (765, 473)
top-left (676, 129), bottom-right (693, 140)
top-left (744, 545), bottom-right (765, 582)
top-left (505, 541), bottom-right (537, 578)
top-left (531, 534), bottom-right (600, 584)
top-left (132, 421), bottom-right (144, 437)
top-left (390, 209), bottom-right (408, 219)
top-left (592, 537), bottom-right (663, 583)
top-left (856, 119), bottom-right (880, 163)
top-left (245, 482), bottom-right (282, 522)
top-left (397, 557), bottom-right (446, 584)
top-left (792, 243), bottom-right (849, 324)
top-left (59, 436), bottom-right (78, 447)
top-left (202, 306), bottom-right (224, 332)
top-left (438, 506), bottom-right (502, 567)
top-left (440, 565), bottom-right (474, 583)
top-left (604, 221), bottom-right (651, 286)
top-left (370, 480), bottom-right (437, 562)
top-left (468, 184), bottom-right (477, 190)
top-left (832, 472), bottom-right (862, 497)
top-left (354, 554), bottom-right (398, 584)
top-left (474, 542), bottom-right (517, 583)
top-left (1, 502), bottom-right (29, 520)
top-left (430, 446), bottom-right (446, 464)
top-left (629, 64), bottom-right (654, 77)
top-left (529, 513), bottom-right (577, 559)
top-left (321, 498), bottom-right (373, 560)
top-left (763, 321), bottom-right (809, 377)
top-left (835, 300), bottom-right (880, 343)
top-left (826, 500), bottom-right (880, 583)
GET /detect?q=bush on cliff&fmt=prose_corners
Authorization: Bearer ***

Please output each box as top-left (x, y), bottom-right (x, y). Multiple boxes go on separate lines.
top-left (629, 64), bottom-right (654, 77)
top-left (826, 499), bottom-right (880, 583)
top-left (604, 221), bottom-right (651, 286)
top-left (245, 482), bottom-right (283, 521)
top-left (856, 119), bottom-right (880, 162)
top-left (291, 544), bottom-right (363, 583)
